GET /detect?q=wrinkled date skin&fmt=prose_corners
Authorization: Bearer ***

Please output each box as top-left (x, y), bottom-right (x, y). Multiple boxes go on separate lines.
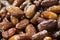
top-left (16, 19), bottom-right (29, 30)
top-left (0, 0), bottom-right (60, 40)
top-left (47, 5), bottom-right (60, 13)
top-left (41, 0), bottom-right (58, 7)
top-left (37, 19), bottom-right (57, 31)
top-left (36, 17), bottom-right (45, 23)
top-left (25, 24), bottom-right (36, 35)
top-left (25, 5), bottom-right (36, 18)
top-left (2, 28), bottom-right (16, 38)
top-left (41, 11), bottom-right (57, 19)
top-left (0, 18), bottom-right (12, 31)
top-left (32, 30), bottom-right (49, 40)
top-left (8, 35), bottom-right (20, 40)
top-left (6, 6), bottom-right (24, 17)
top-left (9, 33), bottom-right (32, 40)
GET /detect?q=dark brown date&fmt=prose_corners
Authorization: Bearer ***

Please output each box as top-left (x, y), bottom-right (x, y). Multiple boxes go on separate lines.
top-left (53, 30), bottom-right (60, 38)
top-left (36, 17), bottom-right (45, 23)
top-left (41, 0), bottom-right (58, 7)
top-left (37, 19), bottom-right (57, 31)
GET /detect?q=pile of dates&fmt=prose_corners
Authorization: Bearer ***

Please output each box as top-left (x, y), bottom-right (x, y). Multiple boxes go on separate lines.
top-left (0, 0), bottom-right (60, 40)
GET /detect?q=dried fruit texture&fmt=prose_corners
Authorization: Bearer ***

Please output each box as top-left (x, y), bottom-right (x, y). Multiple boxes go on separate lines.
top-left (0, 0), bottom-right (60, 40)
top-left (32, 30), bottom-right (49, 40)
top-left (19, 33), bottom-right (32, 40)
top-left (41, 11), bottom-right (57, 19)
top-left (53, 30), bottom-right (60, 38)
top-left (10, 16), bottom-right (18, 25)
top-left (30, 12), bottom-right (40, 24)
top-left (8, 28), bottom-right (16, 37)
top-left (0, 7), bottom-right (7, 18)
top-left (8, 35), bottom-right (20, 40)
top-left (25, 5), bottom-right (36, 18)
top-left (25, 24), bottom-right (36, 35)
top-left (8, 0), bottom-right (14, 4)
top-left (37, 19), bottom-right (57, 31)
top-left (13, 0), bottom-right (24, 6)
top-left (2, 31), bottom-right (8, 38)
top-left (41, 0), bottom-right (58, 7)
top-left (2, 28), bottom-right (16, 38)
top-left (36, 17), bottom-right (45, 23)
top-left (20, 1), bottom-right (28, 9)
top-left (0, 18), bottom-right (12, 31)
top-left (24, 2), bottom-right (32, 13)
top-left (47, 5), bottom-right (60, 13)
top-left (0, 0), bottom-right (10, 6)
top-left (43, 37), bottom-right (52, 40)
top-left (6, 6), bottom-right (24, 17)
top-left (16, 19), bottom-right (29, 29)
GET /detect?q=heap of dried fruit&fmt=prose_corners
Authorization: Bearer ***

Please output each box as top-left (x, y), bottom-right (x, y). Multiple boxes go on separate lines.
top-left (0, 0), bottom-right (60, 40)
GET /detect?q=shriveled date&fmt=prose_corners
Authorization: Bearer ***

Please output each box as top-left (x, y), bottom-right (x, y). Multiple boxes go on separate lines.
top-left (32, 30), bottom-right (49, 40)
top-left (0, 18), bottom-right (12, 31)
top-left (6, 6), bottom-right (24, 17)
top-left (8, 35), bottom-right (20, 40)
top-left (2, 28), bottom-right (16, 38)
top-left (16, 19), bottom-right (29, 30)
top-left (9, 33), bottom-right (32, 40)
top-left (37, 19), bottom-right (57, 31)
top-left (25, 24), bottom-right (36, 35)
top-left (41, 0), bottom-right (58, 6)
